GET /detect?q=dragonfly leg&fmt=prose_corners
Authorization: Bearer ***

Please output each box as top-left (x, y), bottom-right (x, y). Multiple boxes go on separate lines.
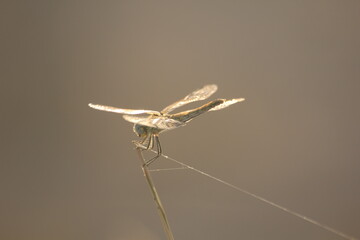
top-left (134, 134), bottom-right (152, 150)
top-left (144, 135), bottom-right (162, 167)
top-left (145, 134), bottom-right (153, 150)
top-left (149, 135), bottom-right (155, 150)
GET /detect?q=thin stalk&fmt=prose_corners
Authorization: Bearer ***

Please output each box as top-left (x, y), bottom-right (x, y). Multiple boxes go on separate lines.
top-left (135, 147), bottom-right (175, 240)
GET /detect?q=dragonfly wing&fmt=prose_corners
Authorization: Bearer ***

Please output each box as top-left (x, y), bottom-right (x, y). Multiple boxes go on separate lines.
top-left (123, 115), bottom-right (185, 130)
top-left (161, 84), bottom-right (218, 114)
top-left (89, 103), bottom-right (160, 115)
top-left (209, 98), bottom-right (245, 111)
top-left (122, 115), bottom-right (157, 127)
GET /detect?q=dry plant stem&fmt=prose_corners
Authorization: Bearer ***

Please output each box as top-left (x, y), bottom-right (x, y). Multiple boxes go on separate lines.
top-left (136, 147), bottom-right (175, 240)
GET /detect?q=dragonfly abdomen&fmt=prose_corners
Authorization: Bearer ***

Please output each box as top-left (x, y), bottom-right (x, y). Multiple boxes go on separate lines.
top-left (170, 99), bottom-right (225, 123)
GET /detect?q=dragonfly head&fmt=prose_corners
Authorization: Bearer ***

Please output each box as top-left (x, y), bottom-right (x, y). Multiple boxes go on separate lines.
top-left (133, 124), bottom-right (148, 137)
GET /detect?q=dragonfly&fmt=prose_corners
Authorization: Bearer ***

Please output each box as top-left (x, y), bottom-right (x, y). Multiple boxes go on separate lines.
top-left (89, 84), bottom-right (245, 166)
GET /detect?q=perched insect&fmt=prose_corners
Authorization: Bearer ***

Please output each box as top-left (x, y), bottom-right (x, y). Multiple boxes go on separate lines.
top-left (89, 84), bottom-right (245, 165)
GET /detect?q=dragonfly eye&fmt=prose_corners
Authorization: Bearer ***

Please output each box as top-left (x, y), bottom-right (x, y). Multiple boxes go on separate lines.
top-left (133, 124), bottom-right (147, 137)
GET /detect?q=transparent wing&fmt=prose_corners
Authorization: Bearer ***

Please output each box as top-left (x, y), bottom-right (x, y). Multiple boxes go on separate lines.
top-left (209, 98), bottom-right (245, 111)
top-left (89, 103), bottom-right (160, 115)
top-left (123, 115), bottom-right (185, 130)
top-left (161, 84), bottom-right (218, 114)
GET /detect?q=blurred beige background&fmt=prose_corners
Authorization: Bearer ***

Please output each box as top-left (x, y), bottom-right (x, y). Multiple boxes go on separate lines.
top-left (1, 1), bottom-right (360, 239)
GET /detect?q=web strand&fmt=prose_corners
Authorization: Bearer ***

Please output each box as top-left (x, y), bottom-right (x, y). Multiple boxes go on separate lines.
top-left (150, 149), bottom-right (358, 240)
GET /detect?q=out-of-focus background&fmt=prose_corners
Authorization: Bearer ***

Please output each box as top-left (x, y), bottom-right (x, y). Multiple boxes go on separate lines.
top-left (1, 1), bottom-right (360, 240)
